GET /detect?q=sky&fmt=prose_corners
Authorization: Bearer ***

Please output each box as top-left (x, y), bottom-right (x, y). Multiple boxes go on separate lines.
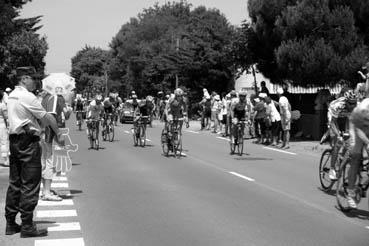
top-left (20, 0), bottom-right (249, 74)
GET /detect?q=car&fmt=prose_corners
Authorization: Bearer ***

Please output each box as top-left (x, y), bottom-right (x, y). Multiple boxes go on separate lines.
top-left (120, 102), bottom-right (134, 123)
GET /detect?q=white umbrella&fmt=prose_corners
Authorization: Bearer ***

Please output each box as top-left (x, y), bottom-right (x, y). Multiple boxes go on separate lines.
top-left (42, 73), bottom-right (75, 95)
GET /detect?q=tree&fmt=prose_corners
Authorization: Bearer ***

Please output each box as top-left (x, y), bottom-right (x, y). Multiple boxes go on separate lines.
top-left (247, 0), bottom-right (368, 86)
top-left (70, 46), bottom-right (112, 93)
top-left (109, 1), bottom-right (235, 99)
top-left (0, 0), bottom-right (48, 88)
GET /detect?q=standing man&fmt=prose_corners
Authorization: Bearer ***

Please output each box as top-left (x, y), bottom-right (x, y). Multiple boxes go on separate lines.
top-left (5, 67), bottom-right (63, 238)
top-left (260, 81), bottom-right (270, 96)
top-left (277, 88), bottom-right (292, 149)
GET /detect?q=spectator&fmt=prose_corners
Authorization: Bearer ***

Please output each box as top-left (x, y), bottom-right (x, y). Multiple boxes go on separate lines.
top-left (260, 81), bottom-right (270, 96)
top-left (0, 90), bottom-right (9, 166)
top-left (266, 96), bottom-right (281, 146)
top-left (253, 94), bottom-right (267, 144)
top-left (220, 93), bottom-right (229, 137)
top-left (5, 66), bottom-right (63, 238)
top-left (212, 94), bottom-right (222, 134)
top-left (277, 88), bottom-right (292, 149)
top-left (204, 95), bottom-right (212, 130)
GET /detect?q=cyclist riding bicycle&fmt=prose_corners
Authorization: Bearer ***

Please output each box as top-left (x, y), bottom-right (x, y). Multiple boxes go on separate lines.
top-left (164, 88), bottom-right (188, 133)
top-left (86, 94), bottom-right (104, 137)
top-left (133, 99), bottom-right (150, 133)
top-left (74, 94), bottom-right (86, 124)
top-left (345, 95), bottom-right (369, 209)
top-left (230, 91), bottom-right (248, 144)
top-left (327, 90), bottom-right (358, 180)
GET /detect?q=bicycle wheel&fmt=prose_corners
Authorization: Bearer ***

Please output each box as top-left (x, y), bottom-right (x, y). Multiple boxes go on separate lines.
top-left (89, 129), bottom-right (94, 149)
top-left (174, 132), bottom-right (182, 157)
top-left (133, 128), bottom-right (138, 146)
top-left (319, 149), bottom-right (334, 190)
top-left (108, 123), bottom-right (115, 142)
top-left (336, 160), bottom-right (353, 212)
top-left (237, 127), bottom-right (244, 156)
top-left (139, 125), bottom-right (146, 147)
top-left (102, 123), bottom-right (107, 141)
top-left (78, 120), bottom-right (82, 131)
top-left (161, 129), bottom-right (169, 156)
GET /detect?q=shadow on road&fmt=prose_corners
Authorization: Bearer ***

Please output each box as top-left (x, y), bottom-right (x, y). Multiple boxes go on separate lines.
top-left (72, 163), bottom-right (82, 166)
top-left (336, 206), bottom-right (369, 220)
top-left (317, 187), bottom-right (336, 197)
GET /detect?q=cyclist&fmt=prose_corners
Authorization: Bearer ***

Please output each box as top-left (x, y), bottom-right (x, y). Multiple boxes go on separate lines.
top-left (133, 99), bottom-right (150, 136)
top-left (230, 91), bottom-right (248, 145)
top-left (74, 94), bottom-right (85, 125)
top-left (327, 90), bottom-right (358, 180)
top-left (164, 88), bottom-right (188, 134)
top-left (146, 96), bottom-right (155, 127)
top-left (86, 94), bottom-right (104, 139)
top-left (131, 93), bottom-right (139, 111)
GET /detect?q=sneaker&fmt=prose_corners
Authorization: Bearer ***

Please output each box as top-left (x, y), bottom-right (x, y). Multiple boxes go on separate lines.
top-left (347, 196), bottom-right (357, 209)
top-left (41, 193), bottom-right (62, 201)
top-left (328, 169), bottom-right (337, 180)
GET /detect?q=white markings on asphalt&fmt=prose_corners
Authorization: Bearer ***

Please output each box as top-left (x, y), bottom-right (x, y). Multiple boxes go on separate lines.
top-left (217, 137), bottom-right (230, 141)
top-left (36, 210), bottom-right (77, 218)
top-left (51, 182), bottom-right (69, 188)
top-left (35, 238), bottom-right (85, 246)
top-left (124, 130), bottom-right (130, 134)
top-left (366, 226), bottom-right (369, 230)
top-left (229, 172), bottom-right (255, 182)
top-left (263, 147), bottom-right (297, 155)
top-left (146, 139), bottom-right (152, 142)
top-left (52, 176), bottom-right (68, 182)
top-left (185, 130), bottom-right (199, 134)
top-left (38, 199), bottom-right (74, 206)
top-left (47, 222), bottom-right (81, 232)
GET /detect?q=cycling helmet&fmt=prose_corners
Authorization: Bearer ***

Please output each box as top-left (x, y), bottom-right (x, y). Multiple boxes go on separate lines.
top-left (157, 91), bottom-right (163, 95)
top-left (139, 99), bottom-right (146, 106)
top-left (146, 95), bottom-right (153, 101)
top-left (239, 91), bottom-right (247, 97)
top-left (132, 94), bottom-right (138, 99)
top-left (230, 90), bottom-right (237, 97)
top-left (174, 88), bottom-right (184, 96)
top-left (95, 94), bottom-right (102, 101)
top-left (344, 90), bottom-right (357, 104)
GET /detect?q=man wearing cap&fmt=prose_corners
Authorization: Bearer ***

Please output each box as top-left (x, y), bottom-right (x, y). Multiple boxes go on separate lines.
top-left (5, 67), bottom-right (63, 238)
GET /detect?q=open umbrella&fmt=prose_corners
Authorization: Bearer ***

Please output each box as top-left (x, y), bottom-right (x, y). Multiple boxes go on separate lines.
top-left (42, 73), bottom-right (75, 95)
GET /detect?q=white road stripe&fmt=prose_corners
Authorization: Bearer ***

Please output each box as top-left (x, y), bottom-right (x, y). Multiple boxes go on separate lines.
top-left (146, 139), bottom-right (152, 142)
top-left (185, 130), bottom-right (199, 134)
top-left (36, 210), bottom-right (77, 218)
top-left (38, 199), bottom-right (74, 206)
top-left (229, 171), bottom-right (255, 182)
top-left (366, 226), bottom-right (369, 230)
top-left (263, 147), bottom-right (297, 155)
top-left (35, 238), bottom-right (85, 246)
top-left (217, 137), bottom-right (230, 141)
top-left (124, 130), bottom-right (130, 134)
top-left (46, 222), bottom-right (81, 232)
top-left (52, 176), bottom-right (67, 182)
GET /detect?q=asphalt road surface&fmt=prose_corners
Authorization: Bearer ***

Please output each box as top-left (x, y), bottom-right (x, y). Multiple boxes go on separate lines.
top-left (1, 120), bottom-right (369, 246)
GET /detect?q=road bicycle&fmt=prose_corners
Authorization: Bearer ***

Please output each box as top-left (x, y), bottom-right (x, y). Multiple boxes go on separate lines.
top-left (102, 113), bottom-right (115, 142)
top-left (161, 118), bottom-right (183, 157)
top-left (336, 143), bottom-right (369, 212)
top-left (230, 120), bottom-right (245, 156)
top-left (76, 111), bottom-right (84, 131)
top-left (319, 132), bottom-right (349, 190)
top-left (133, 116), bottom-right (148, 147)
top-left (87, 119), bottom-right (101, 150)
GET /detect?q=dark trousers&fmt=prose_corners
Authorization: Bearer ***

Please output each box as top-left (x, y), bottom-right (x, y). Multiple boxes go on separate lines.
top-left (5, 134), bottom-right (41, 226)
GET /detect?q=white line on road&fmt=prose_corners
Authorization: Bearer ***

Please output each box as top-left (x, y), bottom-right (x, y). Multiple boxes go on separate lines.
top-left (36, 210), bottom-right (77, 218)
top-left (146, 139), bottom-right (152, 142)
top-left (52, 176), bottom-right (68, 182)
top-left (124, 130), bottom-right (130, 134)
top-left (185, 130), bottom-right (199, 134)
top-left (229, 172), bottom-right (255, 182)
top-left (263, 147), bottom-right (297, 155)
top-left (366, 226), bottom-right (369, 230)
top-left (38, 199), bottom-right (74, 206)
top-left (46, 222), bottom-right (81, 232)
top-left (217, 137), bottom-right (230, 141)
top-left (35, 238), bottom-right (85, 246)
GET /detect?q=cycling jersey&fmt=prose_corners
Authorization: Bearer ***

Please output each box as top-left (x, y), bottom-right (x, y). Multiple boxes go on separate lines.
top-left (75, 99), bottom-right (84, 111)
top-left (166, 97), bottom-right (187, 120)
top-left (231, 100), bottom-right (247, 121)
top-left (328, 97), bottom-right (352, 120)
top-left (87, 100), bottom-right (104, 120)
top-left (134, 104), bottom-right (149, 117)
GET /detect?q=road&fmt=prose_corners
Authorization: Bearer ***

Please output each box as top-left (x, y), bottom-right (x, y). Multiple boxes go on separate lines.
top-left (1, 120), bottom-right (368, 246)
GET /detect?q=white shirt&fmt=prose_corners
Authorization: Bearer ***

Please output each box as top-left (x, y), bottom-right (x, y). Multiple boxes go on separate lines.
top-left (269, 101), bottom-right (281, 122)
top-left (7, 86), bottom-right (47, 135)
top-left (279, 96), bottom-right (291, 119)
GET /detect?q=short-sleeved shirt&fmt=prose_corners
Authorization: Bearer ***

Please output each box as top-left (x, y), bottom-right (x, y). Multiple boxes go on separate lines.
top-left (42, 93), bottom-right (66, 128)
top-left (7, 86), bottom-right (47, 135)
top-left (279, 96), bottom-right (291, 119)
top-left (88, 100), bottom-right (104, 120)
top-left (328, 97), bottom-right (352, 119)
top-left (254, 101), bottom-right (267, 119)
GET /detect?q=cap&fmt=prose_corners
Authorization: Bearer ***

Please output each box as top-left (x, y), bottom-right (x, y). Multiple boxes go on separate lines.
top-left (16, 66), bottom-right (36, 78)
top-left (258, 93), bottom-right (267, 98)
top-left (5, 88), bottom-right (12, 92)
top-left (214, 95), bottom-right (220, 100)
top-left (277, 88), bottom-right (284, 95)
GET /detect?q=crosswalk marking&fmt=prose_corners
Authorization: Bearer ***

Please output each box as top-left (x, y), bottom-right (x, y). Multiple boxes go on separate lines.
top-left (35, 238), bottom-right (85, 246)
top-left (52, 176), bottom-right (68, 182)
top-left (38, 199), bottom-right (74, 206)
top-left (46, 222), bottom-right (81, 232)
top-left (41, 182), bottom-right (69, 189)
top-left (36, 209), bottom-right (77, 218)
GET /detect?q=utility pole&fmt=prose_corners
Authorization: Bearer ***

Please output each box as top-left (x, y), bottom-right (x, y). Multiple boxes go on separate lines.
top-left (175, 37), bottom-right (179, 89)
